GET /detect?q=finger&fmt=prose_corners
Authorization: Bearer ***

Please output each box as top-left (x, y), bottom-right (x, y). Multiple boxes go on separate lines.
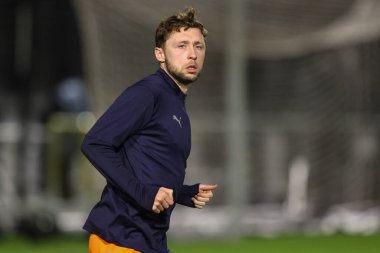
top-left (161, 198), bottom-right (170, 209)
top-left (152, 206), bottom-right (160, 214)
top-left (154, 202), bottom-right (164, 212)
top-left (163, 189), bottom-right (174, 205)
top-left (158, 189), bottom-right (173, 205)
top-left (193, 197), bottom-right (207, 206)
top-left (194, 196), bottom-right (210, 203)
top-left (192, 197), bottom-right (204, 209)
top-left (197, 191), bottom-right (213, 198)
top-left (200, 184), bottom-right (218, 192)
top-left (165, 196), bottom-right (174, 205)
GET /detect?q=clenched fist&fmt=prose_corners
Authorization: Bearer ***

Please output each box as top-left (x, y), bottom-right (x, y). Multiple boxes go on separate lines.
top-left (152, 187), bottom-right (174, 214)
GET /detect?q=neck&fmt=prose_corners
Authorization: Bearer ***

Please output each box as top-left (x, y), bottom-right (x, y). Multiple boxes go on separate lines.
top-left (160, 66), bottom-right (189, 94)
top-left (176, 82), bottom-right (189, 94)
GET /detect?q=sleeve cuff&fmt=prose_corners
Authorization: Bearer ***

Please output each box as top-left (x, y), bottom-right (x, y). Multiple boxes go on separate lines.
top-left (176, 184), bottom-right (200, 208)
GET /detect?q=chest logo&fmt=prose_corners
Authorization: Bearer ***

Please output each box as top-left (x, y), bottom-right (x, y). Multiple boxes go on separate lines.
top-left (172, 115), bottom-right (182, 128)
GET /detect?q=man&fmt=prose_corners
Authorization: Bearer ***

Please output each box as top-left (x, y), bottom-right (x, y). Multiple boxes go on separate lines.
top-left (81, 7), bottom-right (217, 253)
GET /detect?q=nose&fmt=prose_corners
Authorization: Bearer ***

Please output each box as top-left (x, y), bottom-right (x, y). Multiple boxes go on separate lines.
top-left (188, 46), bottom-right (197, 60)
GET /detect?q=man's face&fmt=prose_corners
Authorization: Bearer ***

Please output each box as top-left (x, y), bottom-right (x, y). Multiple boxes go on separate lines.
top-left (156, 27), bottom-right (206, 86)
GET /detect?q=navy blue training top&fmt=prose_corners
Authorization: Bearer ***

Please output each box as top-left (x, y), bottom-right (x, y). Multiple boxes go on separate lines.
top-left (81, 68), bottom-right (199, 253)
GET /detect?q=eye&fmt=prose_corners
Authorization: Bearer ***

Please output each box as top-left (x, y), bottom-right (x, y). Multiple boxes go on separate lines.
top-left (178, 44), bottom-right (186, 48)
top-left (195, 44), bottom-right (205, 50)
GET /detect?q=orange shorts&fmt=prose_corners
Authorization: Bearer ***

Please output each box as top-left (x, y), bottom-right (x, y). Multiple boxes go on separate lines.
top-left (89, 234), bottom-right (141, 253)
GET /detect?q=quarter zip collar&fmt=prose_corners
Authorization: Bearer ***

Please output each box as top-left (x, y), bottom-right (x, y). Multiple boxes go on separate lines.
top-left (156, 68), bottom-right (187, 100)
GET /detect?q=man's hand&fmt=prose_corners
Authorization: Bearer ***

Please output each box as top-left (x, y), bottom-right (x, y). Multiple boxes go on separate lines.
top-left (152, 187), bottom-right (174, 214)
top-left (192, 184), bottom-right (218, 209)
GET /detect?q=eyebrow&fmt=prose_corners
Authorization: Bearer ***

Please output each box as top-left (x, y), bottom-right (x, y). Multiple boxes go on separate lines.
top-left (176, 40), bottom-right (205, 45)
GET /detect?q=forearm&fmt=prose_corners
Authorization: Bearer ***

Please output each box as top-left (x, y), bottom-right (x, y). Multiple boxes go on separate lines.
top-left (81, 135), bottom-right (159, 211)
top-left (176, 184), bottom-right (199, 207)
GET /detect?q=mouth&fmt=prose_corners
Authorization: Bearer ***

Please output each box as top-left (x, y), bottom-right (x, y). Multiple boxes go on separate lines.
top-left (186, 64), bottom-right (198, 74)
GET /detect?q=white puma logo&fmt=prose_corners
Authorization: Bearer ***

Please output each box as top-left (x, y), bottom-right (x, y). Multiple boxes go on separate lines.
top-left (172, 115), bottom-right (182, 128)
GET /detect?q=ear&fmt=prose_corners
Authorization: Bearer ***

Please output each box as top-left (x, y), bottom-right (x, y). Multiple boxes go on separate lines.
top-left (155, 47), bottom-right (165, 63)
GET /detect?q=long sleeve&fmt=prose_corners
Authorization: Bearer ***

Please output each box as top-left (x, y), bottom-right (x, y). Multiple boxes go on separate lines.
top-left (82, 69), bottom-right (195, 253)
top-left (176, 184), bottom-right (199, 207)
top-left (81, 85), bottom-right (159, 211)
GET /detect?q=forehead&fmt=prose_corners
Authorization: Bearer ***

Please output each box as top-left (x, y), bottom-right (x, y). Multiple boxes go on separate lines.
top-left (167, 27), bottom-right (205, 43)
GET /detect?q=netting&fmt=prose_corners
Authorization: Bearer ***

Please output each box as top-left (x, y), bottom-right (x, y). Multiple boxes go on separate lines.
top-left (72, 0), bottom-right (380, 233)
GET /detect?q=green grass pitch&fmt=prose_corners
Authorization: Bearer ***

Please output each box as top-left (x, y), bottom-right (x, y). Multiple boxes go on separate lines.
top-left (0, 233), bottom-right (379, 253)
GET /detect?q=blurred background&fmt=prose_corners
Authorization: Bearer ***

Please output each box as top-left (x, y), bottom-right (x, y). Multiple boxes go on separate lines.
top-left (1, 0), bottom-right (380, 246)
